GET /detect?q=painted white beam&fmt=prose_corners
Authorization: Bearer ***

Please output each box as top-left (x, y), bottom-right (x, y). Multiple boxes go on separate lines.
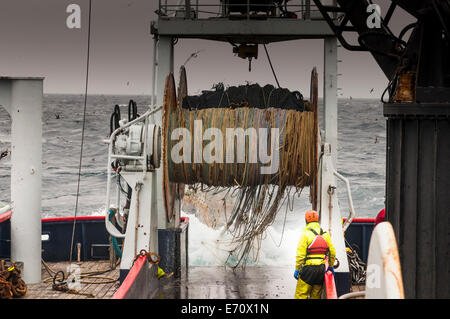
top-left (323, 37), bottom-right (338, 167)
top-left (319, 144), bottom-right (349, 274)
top-left (0, 77), bottom-right (43, 284)
top-left (119, 172), bottom-right (158, 271)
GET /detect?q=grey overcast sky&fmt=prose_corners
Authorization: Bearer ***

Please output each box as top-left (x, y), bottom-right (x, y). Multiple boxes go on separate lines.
top-left (0, 0), bottom-right (415, 98)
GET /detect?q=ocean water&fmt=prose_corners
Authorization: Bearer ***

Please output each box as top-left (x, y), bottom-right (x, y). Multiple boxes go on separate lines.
top-left (0, 95), bottom-right (385, 266)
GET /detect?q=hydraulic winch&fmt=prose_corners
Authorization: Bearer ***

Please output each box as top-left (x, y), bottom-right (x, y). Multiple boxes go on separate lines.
top-left (104, 100), bottom-right (163, 281)
top-left (113, 119), bottom-right (161, 172)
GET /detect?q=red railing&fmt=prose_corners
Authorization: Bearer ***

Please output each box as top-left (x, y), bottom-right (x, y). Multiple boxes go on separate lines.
top-left (1, 213), bottom-right (107, 224)
top-left (4, 211), bottom-right (367, 226)
top-left (41, 215), bottom-right (105, 223)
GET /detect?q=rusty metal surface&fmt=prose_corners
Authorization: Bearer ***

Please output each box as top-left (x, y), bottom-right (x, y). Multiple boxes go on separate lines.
top-left (392, 72), bottom-right (415, 102)
top-left (174, 67), bottom-right (188, 227)
top-left (162, 72), bottom-right (178, 223)
top-left (365, 222), bottom-right (404, 299)
top-left (381, 224), bottom-right (404, 299)
top-left (310, 67), bottom-right (319, 211)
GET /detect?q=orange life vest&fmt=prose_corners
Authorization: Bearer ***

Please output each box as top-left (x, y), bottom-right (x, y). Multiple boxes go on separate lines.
top-left (306, 228), bottom-right (329, 260)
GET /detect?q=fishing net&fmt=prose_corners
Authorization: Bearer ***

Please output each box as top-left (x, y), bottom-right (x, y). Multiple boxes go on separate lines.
top-left (181, 83), bottom-right (306, 111)
top-left (163, 70), bottom-right (318, 268)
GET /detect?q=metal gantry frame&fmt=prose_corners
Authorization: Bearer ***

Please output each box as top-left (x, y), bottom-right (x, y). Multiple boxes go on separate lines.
top-left (153, 0), bottom-right (340, 226)
top-left (151, 0), bottom-right (352, 292)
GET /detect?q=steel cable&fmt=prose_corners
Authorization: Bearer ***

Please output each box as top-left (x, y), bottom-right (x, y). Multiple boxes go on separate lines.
top-left (69, 0), bottom-right (92, 266)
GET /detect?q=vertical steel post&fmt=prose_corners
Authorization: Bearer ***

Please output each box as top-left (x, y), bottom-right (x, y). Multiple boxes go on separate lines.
top-left (151, 36), bottom-right (158, 106)
top-left (305, 0), bottom-right (311, 20)
top-left (0, 77), bottom-right (43, 284)
top-left (185, 0), bottom-right (191, 19)
top-left (324, 37), bottom-right (338, 166)
top-left (156, 36), bottom-right (174, 229)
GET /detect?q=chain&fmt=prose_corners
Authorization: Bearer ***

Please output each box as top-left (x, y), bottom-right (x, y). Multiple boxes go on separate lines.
top-left (134, 249), bottom-right (161, 266)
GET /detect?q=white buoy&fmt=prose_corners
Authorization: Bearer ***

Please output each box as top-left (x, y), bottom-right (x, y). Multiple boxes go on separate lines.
top-left (0, 77), bottom-right (43, 284)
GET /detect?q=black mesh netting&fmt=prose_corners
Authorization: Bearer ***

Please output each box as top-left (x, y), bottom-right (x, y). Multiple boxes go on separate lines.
top-left (181, 83), bottom-right (307, 111)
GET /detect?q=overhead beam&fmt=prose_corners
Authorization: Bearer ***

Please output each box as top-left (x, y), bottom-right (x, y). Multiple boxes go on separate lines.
top-left (153, 19), bottom-right (335, 42)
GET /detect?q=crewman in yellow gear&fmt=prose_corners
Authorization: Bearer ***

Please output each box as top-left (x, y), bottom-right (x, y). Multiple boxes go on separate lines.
top-left (294, 210), bottom-right (336, 299)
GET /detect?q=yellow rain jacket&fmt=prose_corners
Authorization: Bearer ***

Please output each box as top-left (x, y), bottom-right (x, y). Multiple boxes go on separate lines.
top-left (295, 222), bottom-right (336, 270)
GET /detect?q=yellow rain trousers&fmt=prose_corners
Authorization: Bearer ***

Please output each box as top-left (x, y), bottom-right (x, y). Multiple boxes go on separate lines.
top-left (294, 222), bottom-right (336, 299)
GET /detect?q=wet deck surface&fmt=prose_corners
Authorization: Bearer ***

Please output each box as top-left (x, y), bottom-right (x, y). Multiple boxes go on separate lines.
top-left (24, 261), bottom-right (120, 299)
top-left (349, 284), bottom-right (365, 299)
top-left (157, 267), bottom-right (365, 299)
top-left (22, 263), bottom-right (363, 299)
top-left (157, 266), bottom-right (298, 299)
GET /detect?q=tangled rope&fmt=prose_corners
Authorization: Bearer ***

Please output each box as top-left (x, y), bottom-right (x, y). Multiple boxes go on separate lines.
top-left (51, 270), bottom-right (95, 298)
top-left (41, 259), bottom-right (119, 297)
top-left (0, 261), bottom-right (27, 299)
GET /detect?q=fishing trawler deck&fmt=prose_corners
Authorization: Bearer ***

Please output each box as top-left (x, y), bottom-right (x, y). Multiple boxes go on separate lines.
top-left (158, 266), bottom-right (363, 299)
top-left (1, 213), bottom-right (372, 300)
top-left (23, 262), bottom-right (364, 299)
top-left (159, 266), bottom-right (296, 299)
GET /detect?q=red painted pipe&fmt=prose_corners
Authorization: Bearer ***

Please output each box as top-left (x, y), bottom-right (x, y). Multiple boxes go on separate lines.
top-left (324, 270), bottom-right (338, 299)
